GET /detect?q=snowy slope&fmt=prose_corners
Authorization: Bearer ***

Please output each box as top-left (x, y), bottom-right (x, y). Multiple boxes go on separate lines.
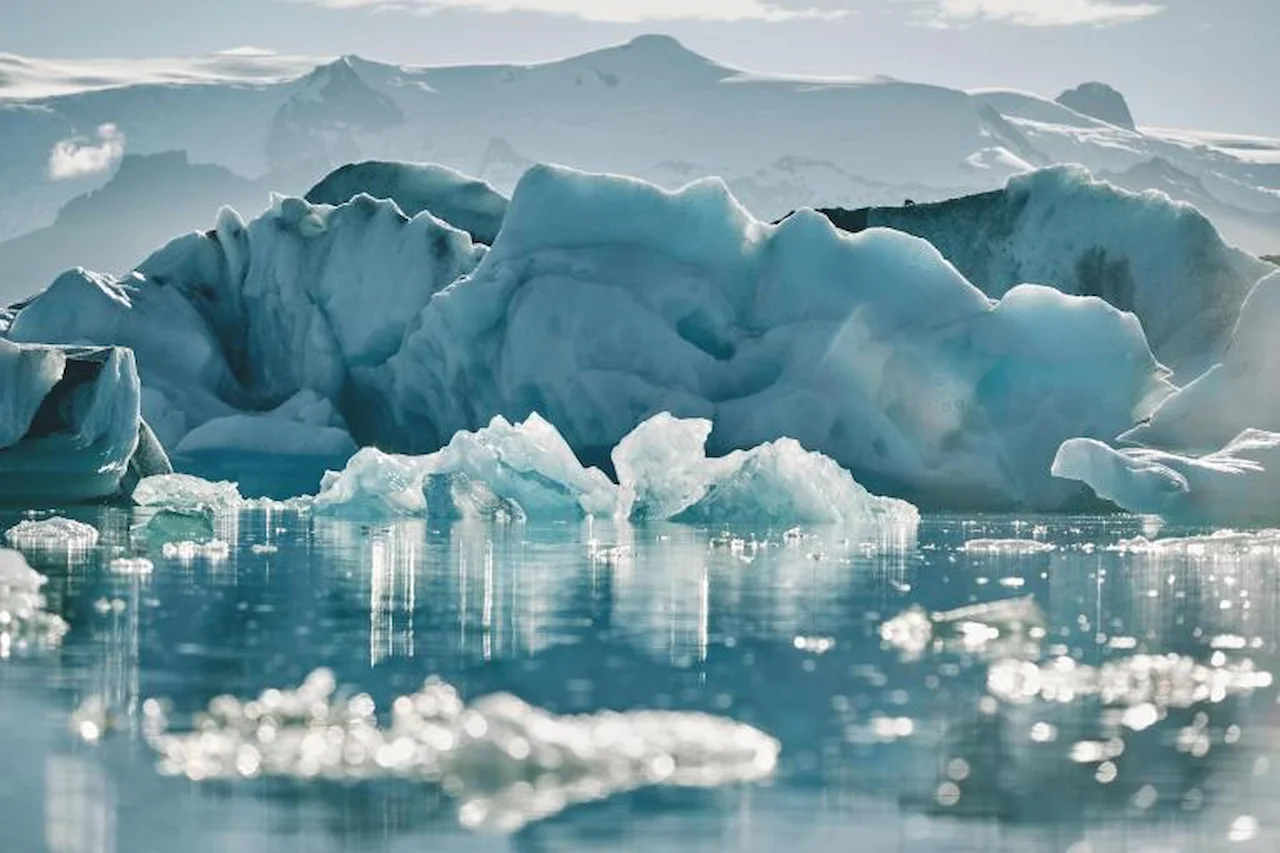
top-left (4, 35), bottom-right (1276, 255)
top-left (7, 166), bottom-right (1172, 510)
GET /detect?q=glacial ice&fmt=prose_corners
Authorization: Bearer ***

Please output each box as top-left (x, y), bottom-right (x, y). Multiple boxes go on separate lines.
top-left (815, 166), bottom-right (1273, 380)
top-left (316, 412), bottom-right (916, 527)
top-left (958, 539), bottom-right (1055, 555)
top-left (5, 517), bottom-right (99, 554)
top-left (147, 668), bottom-right (779, 831)
top-left (305, 161), bottom-right (509, 245)
top-left (1122, 272), bottom-right (1280, 453)
top-left (9, 165), bottom-right (1176, 510)
top-left (1053, 429), bottom-right (1280, 526)
top-left (0, 548), bottom-right (69, 656)
top-left (614, 413), bottom-right (918, 528)
top-left (132, 473), bottom-right (244, 514)
top-left (0, 342), bottom-right (167, 502)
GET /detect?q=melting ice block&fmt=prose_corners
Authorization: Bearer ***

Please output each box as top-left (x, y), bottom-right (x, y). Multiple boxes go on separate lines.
top-left (5, 517), bottom-right (100, 554)
top-left (148, 668), bottom-right (779, 831)
top-left (1053, 429), bottom-right (1280, 526)
top-left (132, 473), bottom-right (244, 514)
top-left (614, 413), bottom-right (919, 529)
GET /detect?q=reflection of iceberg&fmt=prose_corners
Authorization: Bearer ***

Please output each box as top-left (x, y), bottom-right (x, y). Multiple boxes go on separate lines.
top-left (147, 668), bottom-right (779, 832)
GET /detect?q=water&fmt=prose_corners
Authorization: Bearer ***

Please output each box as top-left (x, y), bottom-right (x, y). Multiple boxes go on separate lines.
top-left (1, 507), bottom-right (1278, 852)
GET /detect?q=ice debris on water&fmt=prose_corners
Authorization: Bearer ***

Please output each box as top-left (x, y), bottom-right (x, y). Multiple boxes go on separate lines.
top-left (881, 596), bottom-right (1046, 659)
top-left (0, 548), bottom-right (69, 657)
top-left (987, 654), bottom-right (1273, 710)
top-left (959, 539), bottom-right (1055, 555)
top-left (147, 668), bottom-right (780, 832)
top-left (161, 540), bottom-right (230, 562)
top-left (132, 473), bottom-right (243, 514)
top-left (4, 517), bottom-right (99, 554)
top-left (1109, 530), bottom-right (1280, 557)
top-left (108, 557), bottom-right (154, 574)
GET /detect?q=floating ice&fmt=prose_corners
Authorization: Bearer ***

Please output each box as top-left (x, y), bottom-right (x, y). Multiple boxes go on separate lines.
top-left (987, 654), bottom-right (1273, 709)
top-left (1054, 429), bottom-right (1280, 525)
top-left (1108, 529), bottom-right (1280, 556)
top-left (132, 473), bottom-right (243, 513)
top-left (881, 597), bottom-right (1046, 659)
top-left (614, 413), bottom-right (918, 529)
top-left (108, 557), bottom-right (155, 574)
top-left (959, 539), bottom-right (1055, 555)
top-left (10, 166), bottom-right (1173, 511)
top-left (0, 548), bottom-right (69, 656)
top-left (161, 540), bottom-right (230, 562)
top-left (147, 669), bottom-right (779, 832)
top-left (5, 517), bottom-right (99, 554)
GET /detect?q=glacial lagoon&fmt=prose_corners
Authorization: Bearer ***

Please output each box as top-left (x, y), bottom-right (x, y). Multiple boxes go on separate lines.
top-left (1, 508), bottom-right (1277, 852)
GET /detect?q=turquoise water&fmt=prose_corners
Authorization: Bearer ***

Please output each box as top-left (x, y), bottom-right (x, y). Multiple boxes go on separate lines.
top-left (1, 509), bottom-right (1278, 852)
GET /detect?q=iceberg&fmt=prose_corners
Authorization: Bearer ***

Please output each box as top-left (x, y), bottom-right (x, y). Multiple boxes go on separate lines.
top-left (1053, 429), bottom-right (1280, 526)
top-left (147, 668), bottom-right (779, 832)
top-left (0, 341), bottom-right (171, 503)
top-left (613, 413), bottom-right (918, 528)
top-left (132, 473), bottom-right (243, 514)
top-left (10, 166), bottom-right (1173, 510)
top-left (1122, 271), bottom-right (1280, 454)
top-left (305, 161), bottom-right (509, 245)
top-left (806, 166), bottom-right (1273, 380)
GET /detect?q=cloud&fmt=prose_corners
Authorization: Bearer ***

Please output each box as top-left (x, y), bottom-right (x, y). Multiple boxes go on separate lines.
top-left (48, 124), bottom-right (125, 180)
top-left (922, 0), bottom-right (1164, 27)
top-left (292, 0), bottom-right (847, 23)
top-left (217, 46), bottom-right (279, 56)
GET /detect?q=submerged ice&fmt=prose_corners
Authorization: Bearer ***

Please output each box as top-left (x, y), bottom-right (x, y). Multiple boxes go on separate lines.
top-left (7, 164), bottom-right (1176, 510)
top-left (147, 668), bottom-right (779, 832)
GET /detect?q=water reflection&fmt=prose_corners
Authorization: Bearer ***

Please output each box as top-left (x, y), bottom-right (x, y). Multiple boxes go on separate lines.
top-left (0, 510), bottom-right (1277, 851)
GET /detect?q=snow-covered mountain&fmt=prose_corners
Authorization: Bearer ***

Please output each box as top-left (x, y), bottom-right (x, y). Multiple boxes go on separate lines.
top-left (1, 34), bottom-right (1276, 287)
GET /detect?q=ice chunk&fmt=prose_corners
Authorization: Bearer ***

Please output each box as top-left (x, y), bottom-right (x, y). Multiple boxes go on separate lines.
top-left (0, 548), bottom-right (69, 656)
top-left (1053, 429), bottom-right (1280, 525)
top-left (147, 669), bottom-right (779, 831)
top-left (132, 473), bottom-right (243, 513)
top-left (160, 540), bottom-right (230, 562)
top-left (614, 413), bottom-right (916, 528)
top-left (5, 517), bottom-right (99, 554)
top-left (312, 447), bottom-right (429, 519)
top-left (0, 343), bottom-right (159, 503)
top-left (881, 597), bottom-right (1046, 660)
top-left (1108, 529), bottom-right (1280, 556)
top-left (959, 539), bottom-right (1055, 555)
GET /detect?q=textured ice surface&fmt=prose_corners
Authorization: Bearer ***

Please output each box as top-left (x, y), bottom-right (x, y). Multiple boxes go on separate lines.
top-left (305, 161), bottom-right (509, 244)
top-left (132, 473), bottom-right (244, 514)
top-left (1123, 272), bottom-right (1280, 454)
top-left (0, 342), bottom-right (151, 502)
top-left (0, 548), bottom-right (69, 656)
top-left (10, 166), bottom-right (1173, 510)
top-left (147, 669), bottom-right (779, 832)
top-left (5, 517), bottom-right (100, 553)
top-left (614, 413), bottom-right (918, 528)
top-left (1053, 429), bottom-right (1280, 525)
top-left (1108, 529), bottom-right (1280, 556)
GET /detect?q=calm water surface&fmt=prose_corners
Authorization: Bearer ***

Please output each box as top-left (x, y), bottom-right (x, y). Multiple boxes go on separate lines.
top-left (1, 507), bottom-right (1277, 852)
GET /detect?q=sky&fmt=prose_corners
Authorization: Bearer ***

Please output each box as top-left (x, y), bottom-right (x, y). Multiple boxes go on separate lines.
top-left (1, 0), bottom-right (1277, 136)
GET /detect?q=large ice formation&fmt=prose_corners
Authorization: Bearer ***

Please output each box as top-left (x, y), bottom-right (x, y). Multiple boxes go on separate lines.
top-left (147, 668), bottom-right (780, 831)
top-left (804, 166), bottom-right (1273, 380)
top-left (0, 340), bottom-right (171, 502)
top-left (1122, 272), bottom-right (1280, 453)
top-left (1053, 429), bottom-right (1280, 526)
top-left (9, 166), bottom-right (1175, 510)
top-left (305, 161), bottom-right (509, 245)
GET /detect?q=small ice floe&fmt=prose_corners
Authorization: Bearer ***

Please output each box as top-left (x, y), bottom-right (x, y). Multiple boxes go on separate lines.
top-left (1109, 530), bottom-right (1280, 557)
top-left (109, 557), bottom-right (154, 574)
top-left (161, 540), bottom-right (230, 562)
top-left (249, 543), bottom-right (279, 555)
top-left (793, 636), bottom-right (837, 655)
top-left (959, 539), bottom-right (1055, 555)
top-left (880, 596), bottom-right (1047, 659)
top-left (5, 517), bottom-right (99, 555)
top-left (0, 548), bottom-right (69, 657)
top-left (147, 669), bottom-right (780, 832)
top-left (132, 473), bottom-right (242, 514)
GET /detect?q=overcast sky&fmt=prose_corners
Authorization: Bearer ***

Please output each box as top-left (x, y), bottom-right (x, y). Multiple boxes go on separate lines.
top-left (2, 0), bottom-right (1276, 135)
